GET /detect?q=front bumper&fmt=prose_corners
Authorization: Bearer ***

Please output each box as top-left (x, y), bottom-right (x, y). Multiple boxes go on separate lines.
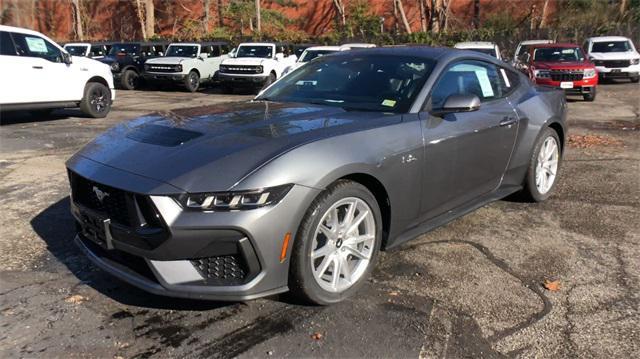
top-left (219, 73), bottom-right (269, 86)
top-left (142, 73), bottom-right (188, 82)
top-left (66, 162), bottom-right (321, 301)
top-left (534, 77), bottom-right (597, 95)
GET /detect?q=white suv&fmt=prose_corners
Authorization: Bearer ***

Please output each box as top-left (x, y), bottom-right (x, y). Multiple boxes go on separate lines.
top-left (0, 25), bottom-right (115, 118)
top-left (585, 36), bottom-right (640, 83)
top-left (143, 42), bottom-right (230, 92)
top-left (219, 42), bottom-right (297, 92)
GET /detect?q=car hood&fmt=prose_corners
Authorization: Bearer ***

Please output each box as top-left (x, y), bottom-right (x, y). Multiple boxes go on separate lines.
top-left (532, 61), bottom-right (593, 69)
top-left (588, 51), bottom-right (639, 60)
top-left (222, 57), bottom-right (271, 66)
top-left (71, 101), bottom-right (400, 193)
top-left (146, 57), bottom-right (190, 65)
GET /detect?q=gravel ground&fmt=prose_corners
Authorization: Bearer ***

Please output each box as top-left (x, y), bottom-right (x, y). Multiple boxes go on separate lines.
top-left (0, 82), bottom-right (638, 358)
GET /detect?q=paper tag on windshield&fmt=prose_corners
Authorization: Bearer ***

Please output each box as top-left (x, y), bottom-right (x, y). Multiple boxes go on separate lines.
top-left (26, 37), bottom-right (47, 53)
top-left (382, 99), bottom-right (396, 107)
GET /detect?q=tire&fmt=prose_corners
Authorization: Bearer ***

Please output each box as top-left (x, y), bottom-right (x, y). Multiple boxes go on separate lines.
top-left (289, 180), bottom-right (382, 305)
top-left (583, 87), bottom-right (596, 101)
top-left (259, 72), bottom-right (276, 92)
top-left (520, 127), bottom-right (561, 202)
top-left (120, 69), bottom-right (139, 90)
top-left (630, 76), bottom-right (639, 83)
top-left (184, 70), bottom-right (200, 92)
top-left (80, 82), bottom-right (112, 118)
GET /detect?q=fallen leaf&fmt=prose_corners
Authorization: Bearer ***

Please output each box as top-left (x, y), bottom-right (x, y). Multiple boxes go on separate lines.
top-left (310, 332), bottom-right (323, 340)
top-left (64, 294), bottom-right (88, 304)
top-left (388, 291), bottom-right (400, 296)
top-left (568, 134), bottom-right (623, 148)
top-left (543, 279), bottom-right (561, 292)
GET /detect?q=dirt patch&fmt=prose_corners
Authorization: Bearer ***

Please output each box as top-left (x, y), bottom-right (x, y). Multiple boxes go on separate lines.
top-left (567, 134), bottom-right (624, 148)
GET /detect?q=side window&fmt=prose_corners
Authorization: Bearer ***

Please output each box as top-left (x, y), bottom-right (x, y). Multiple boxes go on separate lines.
top-left (221, 45), bottom-right (229, 54)
top-left (11, 33), bottom-right (62, 62)
top-left (209, 46), bottom-right (221, 57)
top-left (0, 31), bottom-right (16, 56)
top-left (141, 46), bottom-right (151, 56)
top-left (431, 60), bottom-right (502, 108)
top-left (498, 67), bottom-right (520, 95)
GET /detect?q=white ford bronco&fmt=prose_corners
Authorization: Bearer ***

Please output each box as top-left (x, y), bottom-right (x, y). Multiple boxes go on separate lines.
top-left (219, 42), bottom-right (297, 92)
top-left (0, 25), bottom-right (115, 118)
top-left (143, 42), bottom-right (230, 92)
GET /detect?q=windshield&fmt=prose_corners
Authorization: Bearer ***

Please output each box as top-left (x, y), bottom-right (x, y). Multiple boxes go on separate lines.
top-left (300, 50), bottom-right (337, 62)
top-left (591, 41), bottom-right (632, 53)
top-left (108, 43), bottom-right (139, 56)
top-left (533, 47), bottom-right (585, 62)
top-left (64, 45), bottom-right (88, 56)
top-left (166, 45), bottom-right (198, 57)
top-left (257, 54), bottom-right (435, 113)
top-left (465, 48), bottom-right (497, 57)
top-left (236, 45), bottom-right (273, 58)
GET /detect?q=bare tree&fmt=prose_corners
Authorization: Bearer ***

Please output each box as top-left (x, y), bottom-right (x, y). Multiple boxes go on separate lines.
top-left (395, 0), bottom-right (412, 34)
top-left (539, 0), bottom-right (550, 28)
top-left (332, 0), bottom-right (346, 27)
top-left (619, 0), bottom-right (628, 18)
top-left (134, 0), bottom-right (154, 40)
top-left (431, 0), bottom-right (449, 33)
top-left (70, 0), bottom-right (84, 40)
top-left (204, 0), bottom-right (211, 33)
top-left (217, 0), bottom-right (224, 27)
top-left (418, 0), bottom-right (428, 32)
top-left (134, 0), bottom-right (147, 39)
top-left (255, 0), bottom-right (261, 33)
top-left (472, 0), bottom-right (480, 29)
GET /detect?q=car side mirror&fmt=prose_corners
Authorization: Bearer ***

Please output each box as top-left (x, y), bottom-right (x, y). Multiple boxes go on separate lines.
top-left (62, 51), bottom-right (72, 65)
top-left (275, 53), bottom-right (284, 61)
top-left (198, 53), bottom-right (208, 60)
top-left (431, 94), bottom-right (481, 116)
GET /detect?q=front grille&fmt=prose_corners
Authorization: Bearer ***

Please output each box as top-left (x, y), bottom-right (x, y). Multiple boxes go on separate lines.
top-left (602, 60), bottom-right (630, 68)
top-left (191, 255), bottom-right (248, 285)
top-left (220, 65), bottom-right (262, 74)
top-left (550, 70), bottom-right (584, 81)
top-left (146, 64), bottom-right (180, 73)
top-left (69, 171), bottom-right (133, 227)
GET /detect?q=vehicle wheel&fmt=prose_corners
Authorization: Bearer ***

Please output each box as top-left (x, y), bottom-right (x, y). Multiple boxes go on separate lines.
top-left (120, 69), bottom-right (139, 90)
top-left (520, 127), bottom-right (561, 202)
top-left (583, 87), bottom-right (596, 101)
top-left (184, 71), bottom-right (200, 92)
top-left (289, 180), bottom-right (382, 305)
top-left (80, 82), bottom-right (112, 118)
top-left (630, 76), bottom-right (639, 83)
top-left (259, 72), bottom-right (276, 92)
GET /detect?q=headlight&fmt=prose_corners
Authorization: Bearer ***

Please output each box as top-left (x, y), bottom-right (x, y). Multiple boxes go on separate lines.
top-left (219, 65), bottom-right (227, 73)
top-left (175, 64), bottom-right (183, 72)
top-left (592, 60), bottom-right (604, 66)
top-left (533, 69), bottom-right (550, 78)
top-left (584, 68), bottom-right (596, 79)
top-left (632, 58), bottom-right (640, 65)
top-left (256, 65), bottom-right (264, 74)
top-left (144, 64), bottom-right (150, 71)
top-left (175, 184), bottom-right (293, 211)
top-left (110, 62), bottom-right (119, 72)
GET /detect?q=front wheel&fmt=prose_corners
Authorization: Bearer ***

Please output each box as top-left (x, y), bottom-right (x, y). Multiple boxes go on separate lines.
top-left (520, 127), bottom-right (561, 202)
top-left (583, 87), bottom-right (596, 102)
top-left (630, 76), bottom-right (639, 83)
top-left (80, 82), bottom-right (111, 118)
top-left (120, 69), bottom-right (139, 90)
top-left (259, 72), bottom-right (276, 93)
top-left (289, 180), bottom-right (382, 305)
top-left (184, 70), bottom-right (200, 92)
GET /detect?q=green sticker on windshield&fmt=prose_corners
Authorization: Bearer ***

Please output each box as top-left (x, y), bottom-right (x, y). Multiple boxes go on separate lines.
top-left (382, 99), bottom-right (396, 107)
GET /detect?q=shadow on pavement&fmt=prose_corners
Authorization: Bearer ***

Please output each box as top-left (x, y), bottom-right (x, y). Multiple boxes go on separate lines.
top-left (0, 109), bottom-right (89, 126)
top-left (30, 196), bottom-right (234, 311)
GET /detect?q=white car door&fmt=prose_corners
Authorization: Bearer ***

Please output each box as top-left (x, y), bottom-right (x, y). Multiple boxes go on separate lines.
top-left (0, 30), bottom-right (30, 105)
top-left (11, 32), bottom-right (85, 103)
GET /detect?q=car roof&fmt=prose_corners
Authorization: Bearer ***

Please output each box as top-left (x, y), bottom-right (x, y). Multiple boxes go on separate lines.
top-left (0, 24), bottom-right (42, 37)
top-left (64, 42), bottom-right (91, 46)
top-left (530, 43), bottom-right (580, 49)
top-left (239, 42), bottom-right (276, 46)
top-left (323, 46), bottom-right (456, 61)
top-left (519, 40), bottom-right (554, 45)
top-left (304, 46), bottom-right (342, 52)
top-left (454, 41), bottom-right (496, 48)
top-left (587, 36), bottom-right (631, 42)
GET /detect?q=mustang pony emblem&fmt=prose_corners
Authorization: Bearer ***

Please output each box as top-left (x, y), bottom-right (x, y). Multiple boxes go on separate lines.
top-left (92, 186), bottom-right (109, 202)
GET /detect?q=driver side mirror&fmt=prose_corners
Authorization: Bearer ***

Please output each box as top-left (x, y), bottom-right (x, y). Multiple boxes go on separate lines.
top-left (275, 53), bottom-right (284, 61)
top-left (62, 51), bottom-right (72, 65)
top-left (198, 53), bottom-right (208, 60)
top-left (431, 94), bottom-right (481, 116)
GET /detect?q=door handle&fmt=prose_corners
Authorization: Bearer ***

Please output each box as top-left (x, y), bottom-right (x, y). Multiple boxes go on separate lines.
top-left (32, 66), bottom-right (43, 69)
top-left (500, 116), bottom-right (517, 127)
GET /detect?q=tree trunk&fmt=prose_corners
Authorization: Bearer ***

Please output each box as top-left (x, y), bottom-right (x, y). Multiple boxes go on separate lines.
top-left (395, 0), bottom-right (412, 34)
top-left (134, 0), bottom-right (147, 40)
top-left (71, 0), bottom-right (84, 40)
top-left (539, 0), bottom-right (550, 28)
top-left (419, 0), bottom-right (427, 32)
top-left (430, 0), bottom-right (438, 32)
top-left (472, 0), bottom-right (480, 29)
top-left (144, 0), bottom-right (154, 39)
top-left (619, 0), bottom-right (628, 18)
top-left (204, 0), bottom-right (211, 33)
top-left (217, 0), bottom-right (224, 27)
top-left (255, 0), bottom-right (261, 33)
top-left (332, 0), bottom-right (346, 26)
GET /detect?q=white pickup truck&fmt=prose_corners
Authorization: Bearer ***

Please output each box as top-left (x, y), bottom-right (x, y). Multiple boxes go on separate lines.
top-left (143, 42), bottom-right (230, 92)
top-left (585, 36), bottom-right (640, 83)
top-left (218, 42), bottom-right (297, 92)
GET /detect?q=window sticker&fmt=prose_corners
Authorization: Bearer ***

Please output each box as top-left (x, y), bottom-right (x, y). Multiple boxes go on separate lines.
top-left (25, 37), bottom-right (47, 53)
top-left (450, 64), bottom-right (495, 97)
top-left (561, 49), bottom-right (574, 54)
top-left (381, 99), bottom-right (397, 107)
top-left (500, 69), bottom-right (511, 87)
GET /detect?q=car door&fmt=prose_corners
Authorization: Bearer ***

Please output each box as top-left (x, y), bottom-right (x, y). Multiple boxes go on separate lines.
top-left (418, 60), bottom-right (519, 219)
top-left (9, 32), bottom-right (84, 103)
top-left (0, 30), bottom-right (28, 104)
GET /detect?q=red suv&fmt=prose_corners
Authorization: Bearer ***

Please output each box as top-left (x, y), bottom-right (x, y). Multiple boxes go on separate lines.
top-left (525, 43), bottom-right (598, 101)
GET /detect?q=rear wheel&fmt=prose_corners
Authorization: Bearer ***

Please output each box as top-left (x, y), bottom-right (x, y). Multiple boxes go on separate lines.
top-left (289, 180), bottom-right (382, 305)
top-left (120, 69), bottom-right (139, 90)
top-left (184, 70), bottom-right (200, 92)
top-left (583, 87), bottom-right (596, 102)
top-left (520, 127), bottom-right (561, 202)
top-left (80, 82), bottom-right (111, 118)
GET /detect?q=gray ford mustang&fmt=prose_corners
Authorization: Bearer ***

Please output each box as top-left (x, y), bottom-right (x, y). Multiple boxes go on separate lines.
top-left (67, 47), bottom-right (566, 304)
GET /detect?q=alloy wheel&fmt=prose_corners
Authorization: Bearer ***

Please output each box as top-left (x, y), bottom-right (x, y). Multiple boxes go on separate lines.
top-left (90, 88), bottom-right (107, 113)
top-left (310, 197), bottom-right (376, 293)
top-left (535, 136), bottom-right (559, 194)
